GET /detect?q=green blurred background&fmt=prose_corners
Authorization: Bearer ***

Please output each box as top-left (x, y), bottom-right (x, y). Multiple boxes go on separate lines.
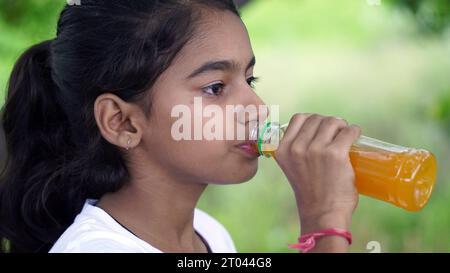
top-left (1, 0), bottom-right (449, 252)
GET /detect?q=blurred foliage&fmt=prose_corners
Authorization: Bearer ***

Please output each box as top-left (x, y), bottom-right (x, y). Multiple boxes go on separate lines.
top-left (0, 0), bottom-right (63, 34)
top-left (429, 88), bottom-right (450, 137)
top-left (405, 1), bottom-right (450, 138)
top-left (413, 0), bottom-right (450, 138)
top-left (388, 0), bottom-right (450, 34)
top-left (239, 0), bottom-right (450, 34)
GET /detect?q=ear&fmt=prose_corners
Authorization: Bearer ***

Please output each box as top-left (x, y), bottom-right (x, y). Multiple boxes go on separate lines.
top-left (94, 93), bottom-right (145, 151)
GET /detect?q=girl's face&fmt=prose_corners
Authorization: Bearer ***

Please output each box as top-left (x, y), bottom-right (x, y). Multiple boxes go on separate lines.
top-left (139, 10), bottom-right (267, 185)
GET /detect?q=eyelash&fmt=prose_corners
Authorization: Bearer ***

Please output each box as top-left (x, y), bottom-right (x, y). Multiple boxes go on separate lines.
top-left (202, 76), bottom-right (259, 97)
top-left (247, 76), bottom-right (259, 89)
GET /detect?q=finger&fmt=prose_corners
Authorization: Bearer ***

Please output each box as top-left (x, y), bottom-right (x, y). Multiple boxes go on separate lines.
top-left (280, 113), bottom-right (314, 145)
top-left (313, 116), bottom-right (348, 145)
top-left (291, 114), bottom-right (324, 151)
top-left (329, 125), bottom-right (362, 151)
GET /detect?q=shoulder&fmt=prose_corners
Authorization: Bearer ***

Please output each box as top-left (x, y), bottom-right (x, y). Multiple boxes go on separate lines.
top-left (194, 209), bottom-right (237, 253)
top-left (49, 201), bottom-right (237, 253)
top-left (50, 201), bottom-right (158, 253)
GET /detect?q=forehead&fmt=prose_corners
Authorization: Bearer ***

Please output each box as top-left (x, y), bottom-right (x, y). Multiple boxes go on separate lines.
top-left (171, 10), bottom-right (254, 73)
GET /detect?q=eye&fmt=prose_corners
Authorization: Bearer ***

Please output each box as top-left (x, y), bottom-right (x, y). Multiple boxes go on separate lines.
top-left (247, 76), bottom-right (259, 89)
top-left (202, 83), bottom-right (225, 96)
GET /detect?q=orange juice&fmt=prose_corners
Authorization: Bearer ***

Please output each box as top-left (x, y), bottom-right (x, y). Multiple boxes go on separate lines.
top-left (349, 146), bottom-right (436, 211)
top-left (254, 122), bottom-right (437, 211)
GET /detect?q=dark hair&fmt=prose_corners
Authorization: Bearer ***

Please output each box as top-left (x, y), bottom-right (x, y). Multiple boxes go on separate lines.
top-left (0, 0), bottom-right (239, 253)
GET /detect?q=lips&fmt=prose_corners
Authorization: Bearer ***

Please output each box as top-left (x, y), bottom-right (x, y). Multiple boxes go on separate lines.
top-left (235, 140), bottom-right (260, 157)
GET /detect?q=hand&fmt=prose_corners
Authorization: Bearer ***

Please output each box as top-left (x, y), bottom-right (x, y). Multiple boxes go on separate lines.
top-left (273, 114), bottom-right (362, 236)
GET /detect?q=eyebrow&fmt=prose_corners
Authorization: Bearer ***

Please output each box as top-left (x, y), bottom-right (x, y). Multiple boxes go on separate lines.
top-left (187, 56), bottom-right (256, 79)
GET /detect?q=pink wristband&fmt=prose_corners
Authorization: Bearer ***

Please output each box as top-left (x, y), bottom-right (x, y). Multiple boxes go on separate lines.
top-left (288, 228), bottom-right (352, 253)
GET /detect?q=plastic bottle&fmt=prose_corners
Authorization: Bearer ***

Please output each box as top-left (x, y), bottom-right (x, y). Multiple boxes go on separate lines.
top-left (252, 122), bottom-right (437, 212)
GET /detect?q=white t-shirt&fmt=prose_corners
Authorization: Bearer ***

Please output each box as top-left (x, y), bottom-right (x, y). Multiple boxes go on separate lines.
top-left (49, 200), bottom-right (237, 253)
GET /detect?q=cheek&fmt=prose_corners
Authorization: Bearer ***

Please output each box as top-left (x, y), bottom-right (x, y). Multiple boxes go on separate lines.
top-left (145, 88), bottom-right (258, 183)
top-left (167, 139), bottom-right (259, 184)
top-left (146, 130), bottom-right (258, 184)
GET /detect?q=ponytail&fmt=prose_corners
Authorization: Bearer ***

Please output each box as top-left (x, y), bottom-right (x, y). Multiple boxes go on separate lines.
top-left (0, 40), bottom-right (127, 252)
top-left (0, 41), bottom-right (75, 252)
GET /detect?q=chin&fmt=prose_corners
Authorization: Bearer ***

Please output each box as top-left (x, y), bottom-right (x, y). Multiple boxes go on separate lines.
top-left (211, 162), bottom-right (258, 185)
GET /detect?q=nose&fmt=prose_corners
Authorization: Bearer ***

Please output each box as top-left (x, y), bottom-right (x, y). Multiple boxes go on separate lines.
top-left (237, 84), bottom-right (270, 126)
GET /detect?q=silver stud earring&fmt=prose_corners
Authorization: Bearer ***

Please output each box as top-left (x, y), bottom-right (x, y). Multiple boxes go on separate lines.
top-left (126, 138), bottom-right (132, 151)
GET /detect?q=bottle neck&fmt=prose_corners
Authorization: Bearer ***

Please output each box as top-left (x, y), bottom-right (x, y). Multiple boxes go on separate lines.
top-left (253, 122), bottom-right (286, 157)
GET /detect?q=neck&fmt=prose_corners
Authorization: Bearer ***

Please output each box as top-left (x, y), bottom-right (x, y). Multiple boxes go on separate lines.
top-left (97, 160), bottom-right (208, 252)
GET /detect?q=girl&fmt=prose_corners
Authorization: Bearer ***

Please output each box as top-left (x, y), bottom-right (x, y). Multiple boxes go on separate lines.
top-left (0, 0), bottom-right (361, 253)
